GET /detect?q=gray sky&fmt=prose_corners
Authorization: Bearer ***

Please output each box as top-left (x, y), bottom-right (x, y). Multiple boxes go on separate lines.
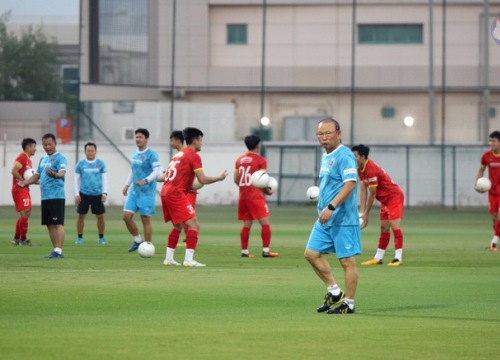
top-left (0, 0), bottom-right (79, 22)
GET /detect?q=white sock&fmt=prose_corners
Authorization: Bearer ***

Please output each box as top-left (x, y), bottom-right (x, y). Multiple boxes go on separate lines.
top-left (54, 247), bottom-right (62, 254)
top-left (327, 284), bottom-right (341, 296)
top-left (344, 297), bottom-right (355, 310)
top-left (263, 247), bottom-right (270, 253)
top-left (134, 235), bottom-right (142, 243)
top-left (395, 249), bottom-right (403, 261)
top-left (241, 249), bottom-right (249, 255)
top-left (375, 248), bottom-right (386, 260)
top-left (492, 236), bottom-right (499, 245)
top-left (166, 247), bottom-right (175, 262)
top-left (184, 249), bottom-right (194, 262)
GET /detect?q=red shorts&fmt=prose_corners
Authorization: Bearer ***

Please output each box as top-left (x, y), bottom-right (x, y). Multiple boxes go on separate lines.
top-left (12, 190), bottom-right (32, 212)
top-left (488, 193), bottom-right (500, 214)
top-left (379, 193), bottom-right (404, 221)
top-left (238, 198), bottom-right (269, 221)
top-left (161, 191), bottom-right (196, 225)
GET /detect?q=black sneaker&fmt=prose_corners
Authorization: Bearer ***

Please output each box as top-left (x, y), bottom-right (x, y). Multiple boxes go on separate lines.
top-left (19, 240), bottom-right (32, 246)
top-left (316, 290), bottom-right (345, 313)
top-left (241, 253), bottom-right (255, 258)
top-left (327, 302), bottom-right (355, 314)
top-left (262, 251), bottom-right (279, 257)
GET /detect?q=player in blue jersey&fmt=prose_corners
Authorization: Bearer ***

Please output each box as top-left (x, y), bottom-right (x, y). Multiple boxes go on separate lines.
top-left (305, 118), bottom-right (361, 314)
top-left (20, 133), bottom-right (68, 259)
top-left (74, 142), bottom-right (109, 245)
top-left (122, 128), bottom-right (162, 252)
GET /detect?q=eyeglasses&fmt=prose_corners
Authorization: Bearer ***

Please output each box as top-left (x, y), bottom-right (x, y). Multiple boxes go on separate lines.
top-left (316, 132), bottom-right (337, 138)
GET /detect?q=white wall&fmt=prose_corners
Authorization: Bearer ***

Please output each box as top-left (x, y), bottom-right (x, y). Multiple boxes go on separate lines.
top-left (0, 142), bottom-right (245, 207)
top-left (0, 141), bottom-right (492, 208)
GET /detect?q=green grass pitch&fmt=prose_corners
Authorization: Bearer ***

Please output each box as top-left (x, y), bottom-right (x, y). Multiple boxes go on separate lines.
top-left (0, 204), bottom-right (499, 359)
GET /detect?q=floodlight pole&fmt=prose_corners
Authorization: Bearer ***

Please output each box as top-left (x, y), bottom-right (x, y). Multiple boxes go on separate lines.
top-left (349, 0), bottom-right (357, 146)
top-left (259, 0), bottom-right (267, 145)
top-left (169, 0), bottom-right (177, 161)
top-left (440, 0), bottom-right (447, 206)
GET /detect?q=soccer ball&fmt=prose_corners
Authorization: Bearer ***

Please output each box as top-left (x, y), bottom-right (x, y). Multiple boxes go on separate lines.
top-left (251, 170), bottom-right (270, 189)
top-left (476, 177), bottom-right (492, 193)
top-left (23, 168), bottom-right (36, 180)
top-left (267, 177), bottom-right (278, 194)
top-left (157, 168), bottom-right (166, 182)
top-left (138, 242), bottom-right (155, 258)
top-left (306, 186), bottom-right (319, 202)
top-left (192, 177), bottom-right (204, 190)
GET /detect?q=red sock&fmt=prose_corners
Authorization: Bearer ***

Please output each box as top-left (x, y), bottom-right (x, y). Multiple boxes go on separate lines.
top-left (240, 227), bottom-right (250, 250)
top-left (185, 229), bottom-right (198, 250)
top-left (378, 232), bottom-right (390, 250)
top-left (261, 224), bottom-right (271, 248)
top-left (167, 229), bottom-right (181, 249)
top-left (19, 217), bottom-right (28, 241)
top-left (14, 218), bottom-right (21, 240)
top-left (494, 220), bottom-right (500, 237)
top-left (393, 229), bottom-right (403, 250)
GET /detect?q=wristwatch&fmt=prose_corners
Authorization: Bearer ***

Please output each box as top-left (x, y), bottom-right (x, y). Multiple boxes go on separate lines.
top-left (327, 204), bottom-right (336, 211)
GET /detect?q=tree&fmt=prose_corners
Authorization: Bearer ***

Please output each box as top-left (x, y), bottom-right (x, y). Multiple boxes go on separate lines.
top-left (0, 12), bottom-right (63, 101)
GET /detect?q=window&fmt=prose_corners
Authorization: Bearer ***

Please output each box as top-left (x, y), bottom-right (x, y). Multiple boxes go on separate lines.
top-left (90, 0), bottom-right (150, 85)
top-left (61, 66), bottom-right (79, 96)
top-left (227, 24), bottom-right (247, 45)
top-left (358, 24), bottom-right (423, 44)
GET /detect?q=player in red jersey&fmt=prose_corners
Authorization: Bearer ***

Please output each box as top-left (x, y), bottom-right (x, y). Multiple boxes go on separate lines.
top-left (351, 144), bottom-right (405, 266)
top-left (474, 130), bottom-right (500, 251)
top-left (161, 127), bottom-right (227, 267)
top-left (234, 135), bottom-right (278, 258)
top-left (168, 130), bottom-right (198, 241)
top-left (10, 138), bottom-right (37, 246)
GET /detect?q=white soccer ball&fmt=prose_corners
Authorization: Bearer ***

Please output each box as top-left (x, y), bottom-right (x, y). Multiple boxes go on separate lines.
top-left (267, 177), bottom-right (278, 194)
top-left (23, 168), bottom-right (36, 180)
top-left (157, 168), bottom-right (166, 182)
top-left (251, 170), bottom-right (270, 189)
top-left (192, 177), bottom-right (204, 190)
top-left (306, 186), bottom-right (319, 202)
top-left (138, 242), bottom-right (155, 258)
top-left (476, 177), bottom-right (492, 193)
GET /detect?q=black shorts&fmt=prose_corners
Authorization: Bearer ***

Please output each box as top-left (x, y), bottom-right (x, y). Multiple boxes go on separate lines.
top-left (41, 199), bottom-right (65, 226)
top-left (77, 193), bottom-right (105, 215)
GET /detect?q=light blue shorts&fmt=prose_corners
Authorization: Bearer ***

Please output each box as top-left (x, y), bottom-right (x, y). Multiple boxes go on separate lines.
top-left (306, 220), bottom-right (361, 259)
top-left (123, 192), bottom-right (155, 216)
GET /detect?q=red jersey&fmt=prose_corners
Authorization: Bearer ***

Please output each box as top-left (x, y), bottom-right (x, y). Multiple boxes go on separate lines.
top-left (12, 152), bottom-right (33, 193)
top-left (481, 150), bottom-right (500, 195)
top-left (162, 147), bottom-right (202, 196)
top-left (358, 159), bottom-right (403, 204)
top-left (235, 152), bottom-right (267, 200)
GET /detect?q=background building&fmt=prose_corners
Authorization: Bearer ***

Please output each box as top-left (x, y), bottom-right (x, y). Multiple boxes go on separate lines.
top-left (79, 0), bottom-right (500, 145)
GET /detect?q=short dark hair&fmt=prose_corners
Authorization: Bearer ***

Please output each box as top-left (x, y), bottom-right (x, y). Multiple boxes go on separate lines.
top-left (135, 128), bottom-right (150, 138)
top-left (319, 117), bottom-right (340, 131)
top-left (489, 131), bottom-right (500, 141)
top-left (84, 142), bottom-right (97, 151)
top-left (42, 133), bottom-right (56, 142)
top-left (170, 130), bottom-right (184, 143)
top-left (351, 144), bottom-right (370, 158)
top-left (183, 127), bottom-right (204, 145)
top-left (21, 138), bottom-right (36, 150)
top-left (244, 135), bottom-right (261, 151)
